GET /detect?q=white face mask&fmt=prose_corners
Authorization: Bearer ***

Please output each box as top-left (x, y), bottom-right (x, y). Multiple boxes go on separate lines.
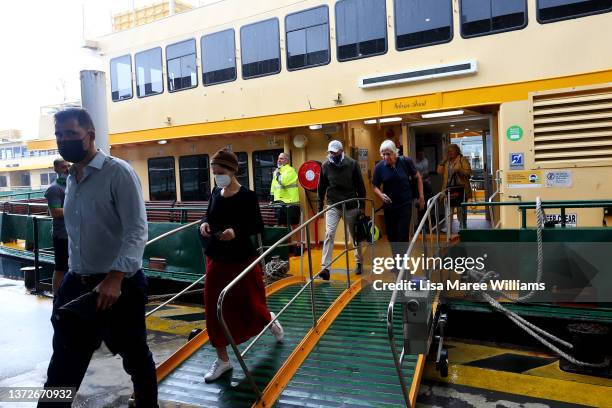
top-left (215, 174), bottom-right (232, 188)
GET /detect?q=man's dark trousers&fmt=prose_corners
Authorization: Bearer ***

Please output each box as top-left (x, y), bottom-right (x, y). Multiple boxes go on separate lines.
top-left (38, 270), bottom-right (157, 407)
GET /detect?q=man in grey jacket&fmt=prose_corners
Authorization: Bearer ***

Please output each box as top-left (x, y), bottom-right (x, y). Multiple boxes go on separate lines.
top-left (317, 140), bottom-right (366, 280)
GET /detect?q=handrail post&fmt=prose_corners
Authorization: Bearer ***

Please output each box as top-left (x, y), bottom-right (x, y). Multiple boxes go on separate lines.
top-left (217, 293), bottom-right (262, 400)
top-left (33, 216), bottom-right (40, 293)
top-left (305, 221), bottom-right (317, 328)
top-left (444, 189), bottom-right (453, 243)
top-left (560, 207), bottom-right (566, 228)
top-left (342, 203), bottom-right (351, 289)
top-left (257, 233), bottom-right (266, 272)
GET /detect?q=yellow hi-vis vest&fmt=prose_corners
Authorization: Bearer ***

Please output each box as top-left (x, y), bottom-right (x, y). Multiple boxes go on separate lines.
top-left (270, 164), bottom-right (300, 203)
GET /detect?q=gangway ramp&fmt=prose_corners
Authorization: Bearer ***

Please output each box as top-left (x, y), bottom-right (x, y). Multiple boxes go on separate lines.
top-left (258, 287), bottom-right (425, 408)
top-left (156, 277), bottom-right (345, 407)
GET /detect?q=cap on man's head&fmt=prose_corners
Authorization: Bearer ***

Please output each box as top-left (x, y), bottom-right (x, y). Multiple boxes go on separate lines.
top-left (328, 140), bottom-right (343, 153)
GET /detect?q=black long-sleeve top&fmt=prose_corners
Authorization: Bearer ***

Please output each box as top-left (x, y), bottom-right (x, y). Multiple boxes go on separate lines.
top-left (202, 186), bottom-right (264, 261)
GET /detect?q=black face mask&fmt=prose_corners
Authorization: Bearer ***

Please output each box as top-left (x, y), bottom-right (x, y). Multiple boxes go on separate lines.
top-left (58, 139), bottom-right (88, 163)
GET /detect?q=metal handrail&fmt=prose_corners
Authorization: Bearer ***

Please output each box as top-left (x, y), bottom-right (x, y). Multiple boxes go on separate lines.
top-left (387, 191), bottom-right (448, 408)
top-left (217, 197), bottom-right (375, 400)
top-left (144, 219), bottom-right (203, 317)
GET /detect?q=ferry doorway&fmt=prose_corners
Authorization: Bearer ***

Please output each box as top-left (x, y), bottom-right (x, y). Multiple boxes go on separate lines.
top-left (406, 115), bottom-right (495, 225)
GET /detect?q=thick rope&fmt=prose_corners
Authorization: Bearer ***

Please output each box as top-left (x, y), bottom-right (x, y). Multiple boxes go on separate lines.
top-left (471, 197), bottom-right (608, 368)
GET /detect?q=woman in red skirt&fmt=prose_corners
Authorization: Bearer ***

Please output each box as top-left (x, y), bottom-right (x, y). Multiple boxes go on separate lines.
top-left (199, 149), bottom-right (284, 382)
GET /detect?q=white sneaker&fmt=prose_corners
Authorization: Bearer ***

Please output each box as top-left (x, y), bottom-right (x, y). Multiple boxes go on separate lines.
top-left (269, 312), bottom-right (284, 343)
top-left (204, 358), bottom-right (232, 383)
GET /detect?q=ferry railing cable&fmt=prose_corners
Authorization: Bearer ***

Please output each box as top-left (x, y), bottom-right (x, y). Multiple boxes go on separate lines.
top-left (217, 197), bottom-right (375, 400)
top-left (387, 190), bottom-right (448, 408)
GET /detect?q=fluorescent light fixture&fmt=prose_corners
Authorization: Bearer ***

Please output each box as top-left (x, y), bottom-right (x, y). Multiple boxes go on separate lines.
top-left (309, 124), bottom-right (323, 130)
top-left (379, 117), bottom-right (402, 123)
top-left (465, 128), bottom-right (470, 131)
top-left (450, 124), bottom-right (456, 128)
top-left (421, 109), bottom-right (464, 119)
top-left (158, 140), bottom-right (168, 145)
top-left (364, 117), bottom-right (402, 125)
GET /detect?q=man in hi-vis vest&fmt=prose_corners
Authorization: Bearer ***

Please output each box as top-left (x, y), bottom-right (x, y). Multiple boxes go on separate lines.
top-left (270, 152), bottom-right (299, 204)
top-left (270, 152), bottom-right (300, 227)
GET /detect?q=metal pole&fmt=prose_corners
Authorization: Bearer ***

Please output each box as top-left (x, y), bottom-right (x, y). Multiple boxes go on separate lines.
top-left (80, 70), bottom-right (109, 155)
top-left (299, 208), bottom-right (304, 279)
top-left (305, 223), bottom-right (317, 328)
top-left (257, 233), bottom-right (266, 273)
top-left (33, 217), bottom-right (40, 293)
top-left (217, 302), bottom-right (262, 399)
top-left (446, 190), bottom-right (451, 242)
top-left (342, 203), bottom-right (351, 289)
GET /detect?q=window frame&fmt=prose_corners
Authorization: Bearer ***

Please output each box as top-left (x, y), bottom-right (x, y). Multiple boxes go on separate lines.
top-left (393, 0), bottom-right (454, 51)
top-left (234, 151), bottom-right (250, 189)
top-left (334, 0), bottom-right (388, 63)
top-left (536, 0), bottom-right (612, 24)
top-left (252, 149), bottom-right (283, 201)
top-left (201, 28), bottom-right (238, 87)
top-left (240, 17), bottom-right (282, 80)
top-left (165, 38), bottom-right (199, 93)
top-left (178, 154), bottom-right (211, 201)
top-left (110, 54), bottom-right (133, 102)
top-left (284, 5), bottom-right (332, 72)
top-left (147, 156), bottom-right (177, 201)
top-left (134, 46), bottom-right (164, 99)
top-left (459, 0), bottom-right (529, 39)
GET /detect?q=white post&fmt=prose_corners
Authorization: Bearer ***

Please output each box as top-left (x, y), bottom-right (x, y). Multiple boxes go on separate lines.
top-left (80, 70), bottom-right (109, 155)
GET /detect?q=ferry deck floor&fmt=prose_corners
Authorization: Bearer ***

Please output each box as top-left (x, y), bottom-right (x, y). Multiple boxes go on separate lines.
top-left (1, 241), bottom-right (611, 407)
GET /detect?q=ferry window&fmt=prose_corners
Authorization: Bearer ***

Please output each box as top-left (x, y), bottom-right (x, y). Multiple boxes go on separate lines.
top-left (40, 173), bottom-right (56, 186)
top-left (395, 0), bottom-right (453, 50)
top-left (285, 6), bottom-right (330, 70)
top-left (0, 176), bottom-right (6, 188)
top-left (110, 55), bottom-right (133, 101)
top-left (335, 0), bottom-right (387, 61)
top-left (240, 19), bottom-right (281, 79)
top-left (235, 152), bottom-right (249, 188)
top-left (252, 149), bottom-right (283, 201)
top-left (201, 29), bottom-right (237, 86)
top-left (167, 39), bottom-right (197, 92)
top-left (148, 157), bottom-right (177, 201)
top-left (179, 154), bottom-right (210, 201)
top-left (135, 47), bottom-right (163, 98)
top-left (538, 0), bottom-right (612, 23)
top-left (21, 173), bottom-right (30, 187)
top-left (460, 0), bottom-right (527, 38)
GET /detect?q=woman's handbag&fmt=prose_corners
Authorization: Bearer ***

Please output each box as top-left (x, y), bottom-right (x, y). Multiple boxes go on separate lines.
top-left (446, 172), bottom-right (465, 207)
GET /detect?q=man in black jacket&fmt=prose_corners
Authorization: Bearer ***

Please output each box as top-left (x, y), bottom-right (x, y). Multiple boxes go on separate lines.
top-left (317, 140), bottom-right (366, 280)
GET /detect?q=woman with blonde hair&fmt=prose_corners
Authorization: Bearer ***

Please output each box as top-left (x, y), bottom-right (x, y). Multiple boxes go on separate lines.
top-left (437, 143), bottom-right (472, 232)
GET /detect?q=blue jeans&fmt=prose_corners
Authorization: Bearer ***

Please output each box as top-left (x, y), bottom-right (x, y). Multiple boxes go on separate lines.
top-left (38, 271), bottom-right (157, 407)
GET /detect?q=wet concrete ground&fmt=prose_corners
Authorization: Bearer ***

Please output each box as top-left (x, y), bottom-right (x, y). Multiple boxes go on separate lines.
top-left (0, 277), bottom-right (186, 408)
